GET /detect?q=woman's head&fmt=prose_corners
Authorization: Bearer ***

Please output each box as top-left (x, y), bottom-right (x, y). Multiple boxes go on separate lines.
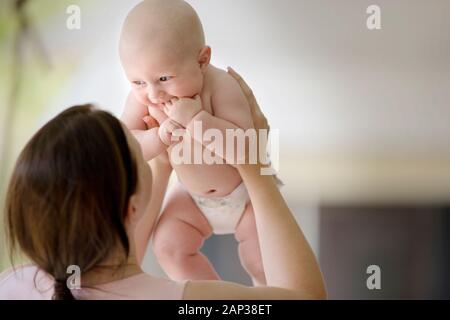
top-left (5, 104), bottom-right (152, 299)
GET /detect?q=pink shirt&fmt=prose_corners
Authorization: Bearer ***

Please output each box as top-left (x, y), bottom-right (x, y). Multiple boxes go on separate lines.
top-left (0, 265), bottom-right (187, 300)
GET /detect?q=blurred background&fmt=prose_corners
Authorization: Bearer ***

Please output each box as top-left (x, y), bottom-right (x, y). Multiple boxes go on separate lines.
top-left (0, 0), bottom-right (449, 299)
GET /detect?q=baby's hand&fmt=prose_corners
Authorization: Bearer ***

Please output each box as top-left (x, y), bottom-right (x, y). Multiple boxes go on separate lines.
top-left (158, 118), bottom-right (185, 146)
top-left (142, 115), bottom-right (160, 130)
top-left (144, 107), bottom-right (168, 128)
top-left (163, 95), bottom-right (202, 127)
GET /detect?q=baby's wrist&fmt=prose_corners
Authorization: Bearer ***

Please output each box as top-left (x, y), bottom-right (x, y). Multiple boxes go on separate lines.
top-left (176, 110), bottom-right (199, 127)
top-left (157, 126), bottom-right (171, 147)
top-left (186, 110), bottom-right (208, 130)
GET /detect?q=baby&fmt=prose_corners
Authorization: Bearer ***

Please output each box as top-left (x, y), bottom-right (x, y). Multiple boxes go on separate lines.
top-left (120, 0), bottom-right (265, 285)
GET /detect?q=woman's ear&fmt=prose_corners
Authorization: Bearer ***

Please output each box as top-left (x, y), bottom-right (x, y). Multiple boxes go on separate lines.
top-left (198, 46), bottom-right (211, 72)
top-left (126, 194), bottom-right (139, 225)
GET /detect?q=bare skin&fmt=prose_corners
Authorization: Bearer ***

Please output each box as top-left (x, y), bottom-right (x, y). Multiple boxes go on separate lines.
top-left (119, 0), bottom-right (265, 284)
top-left (113, 67), bottom-right (326, 299)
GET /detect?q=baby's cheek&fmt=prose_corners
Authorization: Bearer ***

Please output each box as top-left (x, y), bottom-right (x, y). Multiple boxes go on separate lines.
top-left (133, 89), bottom-right (150, 105)
top-left (190, 74), bottom-right (204, 96)
top-left (175, 78), bottom-right (202, 98)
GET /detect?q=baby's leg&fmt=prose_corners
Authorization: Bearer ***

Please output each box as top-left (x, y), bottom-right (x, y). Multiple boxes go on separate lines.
top-left (235, 202), bottom-right (267, 286)
top-left (152, 182), bottom-right (219, 281)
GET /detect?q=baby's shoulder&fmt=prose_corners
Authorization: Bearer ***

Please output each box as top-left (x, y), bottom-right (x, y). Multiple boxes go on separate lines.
top-left (206, 65), bottom-right (235, 86)
top-left (205, 65), bottom-right (241, 97)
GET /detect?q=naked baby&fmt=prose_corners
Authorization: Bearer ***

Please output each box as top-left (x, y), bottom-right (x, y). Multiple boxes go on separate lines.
top-left (120, 0), bottom-right (265, 285)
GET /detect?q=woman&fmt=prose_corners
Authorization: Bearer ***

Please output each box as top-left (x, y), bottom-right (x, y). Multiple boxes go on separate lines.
top-left (0, 69), bottom-right (326, 299)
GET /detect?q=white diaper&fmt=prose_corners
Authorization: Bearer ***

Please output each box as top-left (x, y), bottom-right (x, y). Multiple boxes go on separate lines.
top-left (189, 182), bottom-right (250, 235)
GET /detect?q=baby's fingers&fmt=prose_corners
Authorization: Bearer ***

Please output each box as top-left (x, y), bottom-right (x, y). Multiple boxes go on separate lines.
top-left (166, 119), bottom-right (185, 132)
top-left (163, 104), bottom-right (170, 115)
top-left (143, 115), bottom-right (159, 129)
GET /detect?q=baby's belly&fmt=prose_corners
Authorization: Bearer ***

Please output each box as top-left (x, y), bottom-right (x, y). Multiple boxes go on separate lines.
top-left (171, 160), bottom-right (242, 198)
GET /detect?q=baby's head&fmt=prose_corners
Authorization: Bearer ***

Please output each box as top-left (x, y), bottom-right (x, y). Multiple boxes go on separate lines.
top-left (119, 0), bottom-right (210, 108)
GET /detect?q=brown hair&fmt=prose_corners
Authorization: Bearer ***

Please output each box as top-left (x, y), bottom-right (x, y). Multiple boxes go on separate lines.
top-left (5, 104), bottom-right (138, 299)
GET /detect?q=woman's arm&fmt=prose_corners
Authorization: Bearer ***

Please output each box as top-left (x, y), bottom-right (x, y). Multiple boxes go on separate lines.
top-left (184, 166), bottom-right (326, 299)
top-left (135, 152), bottom-right (173, 263)
top-left (183, 68), bottom-right (326, 299)
top-left (239, 164), bottom-right (326, 297)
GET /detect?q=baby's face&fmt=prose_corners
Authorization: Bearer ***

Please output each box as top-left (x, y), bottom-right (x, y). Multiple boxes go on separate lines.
top-left (121, 42), bottom-right (204, 110)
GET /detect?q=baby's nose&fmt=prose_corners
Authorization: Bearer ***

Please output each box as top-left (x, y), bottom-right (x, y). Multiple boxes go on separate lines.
top-left (147, 87), bottom-right (166, 104)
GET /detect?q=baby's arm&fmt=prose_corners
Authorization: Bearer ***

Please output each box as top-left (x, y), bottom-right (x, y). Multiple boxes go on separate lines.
top-left (187, 74), bottom-right (255, 162)
top-left (209, 72), bottom-right (255, 130)
top-left (121, 92), bottom-right (169, 161)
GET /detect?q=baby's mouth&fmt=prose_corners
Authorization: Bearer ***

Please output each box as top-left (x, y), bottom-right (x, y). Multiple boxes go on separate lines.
top-left (149, 101), bottom-right (165, 109)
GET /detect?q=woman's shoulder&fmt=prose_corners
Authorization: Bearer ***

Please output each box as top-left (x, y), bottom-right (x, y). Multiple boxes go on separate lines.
top-left (0, 265), bottom-right (188, 300)
top-left (78, 272), bottom-right (188, 300)
top-left (0, 264), bottom-right (54, 300)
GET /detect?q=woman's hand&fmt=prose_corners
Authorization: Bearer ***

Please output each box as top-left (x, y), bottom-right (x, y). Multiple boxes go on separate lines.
top-left (227, 67), bottom-right (271, 168)
top-left (227, 67), bottom-right (269, 132)
top-left (143, 106), bottom-right (168, 130)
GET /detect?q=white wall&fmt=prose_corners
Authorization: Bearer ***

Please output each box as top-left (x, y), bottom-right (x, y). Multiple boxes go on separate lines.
top-left (38, 0), bottom-right (450, 154)
top-left (28, 0), bottom-right (449, 206)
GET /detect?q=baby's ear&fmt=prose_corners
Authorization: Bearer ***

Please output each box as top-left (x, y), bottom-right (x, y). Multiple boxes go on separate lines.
top-left (198, 46), bottom-right (211, 72)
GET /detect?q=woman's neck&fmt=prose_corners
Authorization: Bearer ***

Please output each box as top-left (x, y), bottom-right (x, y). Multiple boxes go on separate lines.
top-left (81, 247), bottom-right (144, 287)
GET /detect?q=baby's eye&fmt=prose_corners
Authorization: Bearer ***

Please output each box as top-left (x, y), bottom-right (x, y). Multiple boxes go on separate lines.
top-left (132, 81), bottom-right (146, 87)
top-left (159, 76), bottom-right (172, 82)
